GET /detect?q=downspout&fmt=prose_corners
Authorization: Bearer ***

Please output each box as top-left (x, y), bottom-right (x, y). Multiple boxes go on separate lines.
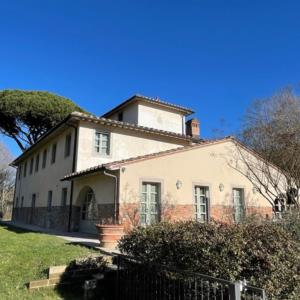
top-left (67, 124), bottom-right (78, 232)
top-left (102, 169), bottom-right (119, 223)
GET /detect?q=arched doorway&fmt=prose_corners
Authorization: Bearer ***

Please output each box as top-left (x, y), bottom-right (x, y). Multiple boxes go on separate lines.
top-left (78, 187), bottom-right (98, 234)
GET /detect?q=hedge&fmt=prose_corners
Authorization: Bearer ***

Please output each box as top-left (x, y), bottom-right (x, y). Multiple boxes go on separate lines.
top-left (119, 221), bottom-right (300, 299)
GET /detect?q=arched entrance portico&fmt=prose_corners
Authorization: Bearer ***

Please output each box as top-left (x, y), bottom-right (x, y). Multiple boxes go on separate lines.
top-left (76, 186), bottom-right (98, 234)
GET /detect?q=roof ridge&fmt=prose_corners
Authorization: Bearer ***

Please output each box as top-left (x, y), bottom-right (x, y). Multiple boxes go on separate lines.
top-left (133, 94), bottom-right (194, 113)
top-left (101, 94), bottom-right (194, 118)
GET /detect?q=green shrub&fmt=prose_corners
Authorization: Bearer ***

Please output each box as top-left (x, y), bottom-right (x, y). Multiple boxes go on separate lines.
top-left (276, 210), bottom-right (300, 242)
top-left (119, 221), bottom-right (300, 300)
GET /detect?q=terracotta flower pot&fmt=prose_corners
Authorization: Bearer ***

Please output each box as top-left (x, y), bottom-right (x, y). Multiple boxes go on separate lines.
top-left (95, 224), bottom-right (124, 249)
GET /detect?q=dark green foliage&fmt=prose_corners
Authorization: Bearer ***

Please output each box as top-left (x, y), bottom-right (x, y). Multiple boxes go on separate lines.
top-left (65, 256), bottom-right (107, 271)
top-left (0, 89), bottom-right (85, 151)
top-left (276, 210), bottom-right (300, 242)
top-left (119, 221), bottom-right (300, 299)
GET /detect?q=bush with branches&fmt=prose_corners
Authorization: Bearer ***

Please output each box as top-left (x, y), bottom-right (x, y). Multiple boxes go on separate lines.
top-left (119, 221), bottom-right (300, 299)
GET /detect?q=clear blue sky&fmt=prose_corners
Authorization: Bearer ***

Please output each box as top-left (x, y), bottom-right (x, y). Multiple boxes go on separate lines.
top-left (1, 0), bottom-right (300, 157)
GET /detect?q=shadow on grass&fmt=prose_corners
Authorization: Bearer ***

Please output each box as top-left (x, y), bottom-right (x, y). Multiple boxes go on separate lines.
top-left (54, 284), bottom-right (84, 300)
top-left (0, 224), bottom-right (37, 234)
top-left (66, 241), bottom-right (100, 249)
top-left (55, 256), bottom-right (115, 300)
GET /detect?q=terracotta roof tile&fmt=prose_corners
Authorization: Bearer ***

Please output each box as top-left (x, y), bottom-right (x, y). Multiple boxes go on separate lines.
top-left (101, 94), bottom-right (194, 118)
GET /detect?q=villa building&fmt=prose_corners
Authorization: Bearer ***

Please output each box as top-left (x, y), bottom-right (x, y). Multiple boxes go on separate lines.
top-left (11, 94), bottom-right (273, 234)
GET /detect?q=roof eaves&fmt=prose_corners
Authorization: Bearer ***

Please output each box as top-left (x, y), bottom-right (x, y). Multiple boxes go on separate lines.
top-left (61, 165), bottom-right (106, 181)
top-left (10, 113), bottom-right (76, 166)
top-left (75, 112), bottom-right (193, 141)
top-left (101, 94), bottom-right (194, 118)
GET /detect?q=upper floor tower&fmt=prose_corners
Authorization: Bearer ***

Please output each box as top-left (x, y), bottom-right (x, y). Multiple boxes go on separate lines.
top-left (101, 94), bottom-right (194, 135)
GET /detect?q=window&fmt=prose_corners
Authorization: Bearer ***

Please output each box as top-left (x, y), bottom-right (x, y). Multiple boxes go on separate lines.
top-left (61, 188), bottom-right (67, 207)
top-left (118, 112), bottom-right (123, 121)
top-left (95, 132), bottom-right (110, 155)
top-left (23, 162), bottom-right (27, 178)
top-left (274, 198), bottom-right (283, 218)
top-left (47, 191), bottom-right (52, 212)
top-left (64, 134), bottom-right (72, 157)
top-left (233, 188), bottom-right (245, 223)
top-left (30, 158), bottom-right (34, 175)
top-left (21, 196), bottom-right (24, 208)
top-left (141, 182), bottom-right (160, 225)
top-left (15, 197), bottom-right (19, 208)
top-left (31, 194), bottom-right (36, 208)
top-left (81, 190), bottom-right (96, 220)
top-left (18, 166), bottom-right (22, 180)
top-left (51, 143), bottom-right (57, 164)
top-left (35, 154), bottom-right (40, 172)
top-left (194, 186), bottom-right (209, 222)
top-left (42, 149), bottom-right (47, 169)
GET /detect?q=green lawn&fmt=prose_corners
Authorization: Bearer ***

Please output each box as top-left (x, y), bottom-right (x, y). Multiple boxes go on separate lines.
top-left (0, 225), bottom-right (98, 299)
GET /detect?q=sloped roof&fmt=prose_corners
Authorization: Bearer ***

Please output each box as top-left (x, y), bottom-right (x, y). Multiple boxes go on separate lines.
top-left (101, 94), bottom-right (194, 118)
top-left (11, 111), bottom-right (195, 166)
top-left (61, 137), bottom-right (233, 181)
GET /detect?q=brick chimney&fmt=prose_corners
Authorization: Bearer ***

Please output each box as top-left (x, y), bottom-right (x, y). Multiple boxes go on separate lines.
top-left (186, 118), bottom-right (200, 138)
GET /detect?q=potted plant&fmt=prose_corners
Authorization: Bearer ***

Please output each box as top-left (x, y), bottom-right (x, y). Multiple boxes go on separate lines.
top-left (95, 218), bottom-right (124, 249)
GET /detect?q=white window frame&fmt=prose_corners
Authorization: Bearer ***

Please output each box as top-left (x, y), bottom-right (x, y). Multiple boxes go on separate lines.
top-left (232, 188), bottom-right (245, 223)
top-left (194, 186), bottom-right (210, 222)
top-left (140, 182), bottom-right (161, 226)
top-left (94, 131), bottom-right (110, 156)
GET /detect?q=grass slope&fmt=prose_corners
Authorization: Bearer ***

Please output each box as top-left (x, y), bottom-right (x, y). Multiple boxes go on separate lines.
top-left (0, 225), bottom-right (98, 299)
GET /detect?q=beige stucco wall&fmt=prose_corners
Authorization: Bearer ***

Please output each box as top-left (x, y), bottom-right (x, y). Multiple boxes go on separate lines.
top-left (76, 121), bottom-right (188, 171)
top-left (107, 101), bottom-right (186, 134)
top-left (14, 118), bottom-right (189, 208)
top-left (109, 104), bottom-right (138, 124)
top-left (118, 140), bottom-right (272, 218)
top-left (138, 102), bottom-right (185, 134)
top-left (14, 127), bottom-right (75, 208)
